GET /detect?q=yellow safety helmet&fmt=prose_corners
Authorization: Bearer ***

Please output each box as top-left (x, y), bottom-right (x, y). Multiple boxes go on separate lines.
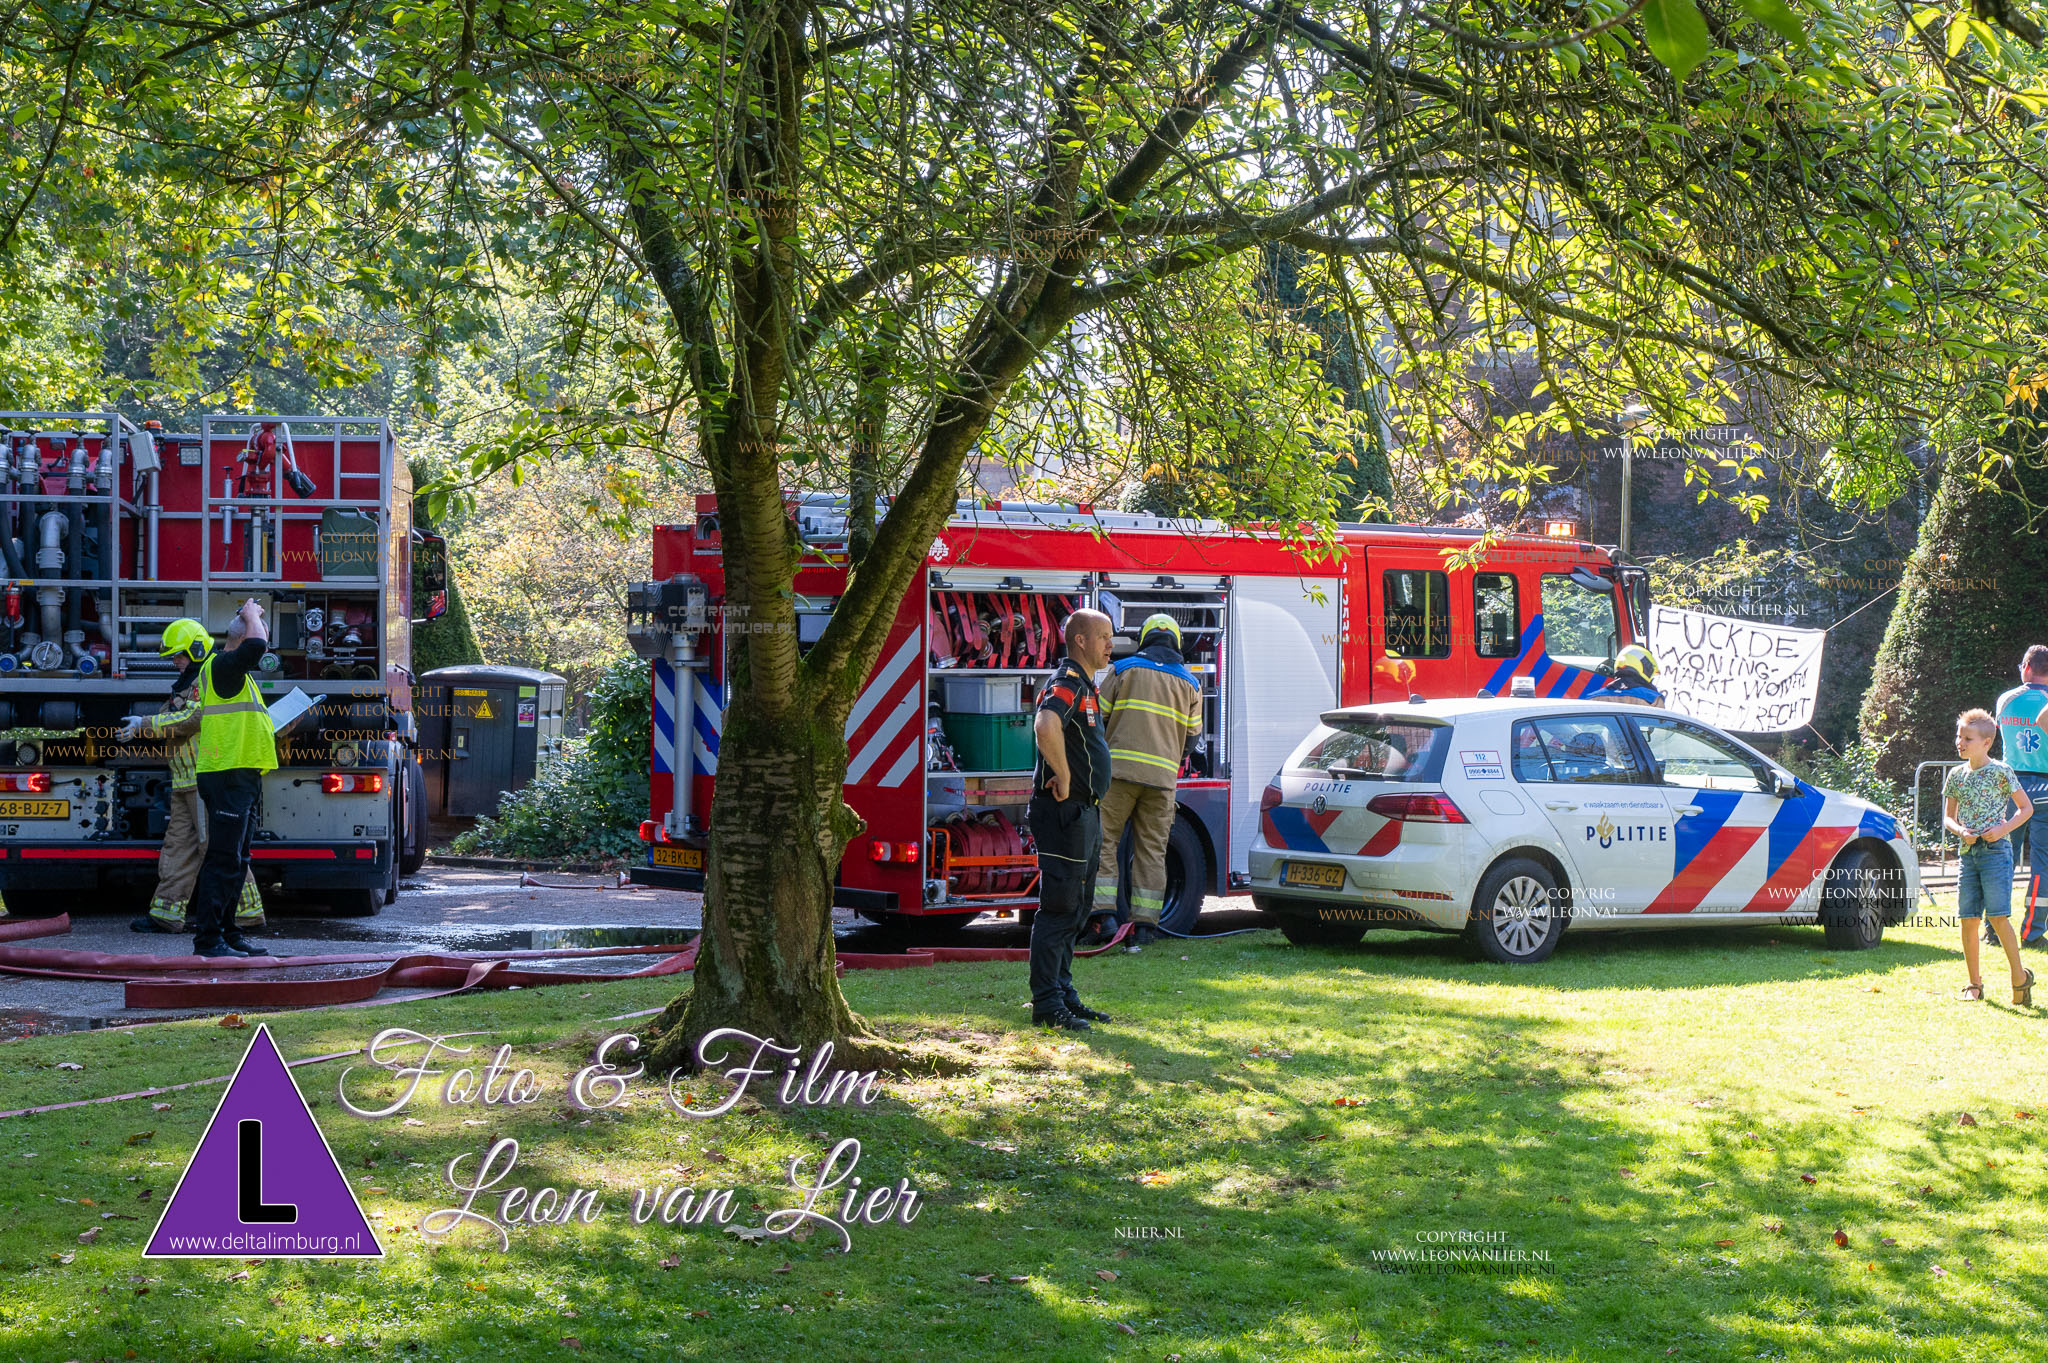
top-left (159, 617), bottom-right (211, 660)
top-left (1615, 643), bottom-right (1659, 680)
top-left (1138, 612), bottom-right (1183, 649)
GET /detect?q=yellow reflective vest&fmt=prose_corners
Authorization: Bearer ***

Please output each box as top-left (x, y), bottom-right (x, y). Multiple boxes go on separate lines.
top-left (195, 651), bottom-right (278, 774)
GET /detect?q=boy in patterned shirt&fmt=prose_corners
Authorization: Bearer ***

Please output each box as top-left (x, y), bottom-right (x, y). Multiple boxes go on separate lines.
top-left (1943, 709), bottom-right (2033, 1004)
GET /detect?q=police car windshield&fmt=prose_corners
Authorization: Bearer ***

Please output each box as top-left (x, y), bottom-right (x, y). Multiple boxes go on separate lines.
top-left (1296, 720), bottom-right (1450, 783)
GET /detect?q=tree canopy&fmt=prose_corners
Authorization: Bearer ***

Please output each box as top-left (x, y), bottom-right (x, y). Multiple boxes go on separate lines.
top-left (10, 0), bottom-right (2048, 1055)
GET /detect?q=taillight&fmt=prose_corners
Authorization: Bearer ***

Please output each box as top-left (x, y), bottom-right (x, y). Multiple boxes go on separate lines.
top-left (321, 772), bottom-right (386, 794)
top-left (0, 771), bottom-right (52, 793)
top-left (870, 840), bottom-right (919, 863)
top-left (639, 820), bottom-right (660, 843)
top-left (1260, 782), bottom-right (1283, 813)
top-left (1366, 792), bottom-right (1467, 824)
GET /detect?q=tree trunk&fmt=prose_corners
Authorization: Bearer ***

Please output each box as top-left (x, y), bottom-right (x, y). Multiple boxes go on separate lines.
top-left (644, 692), bottom-right (869, 1073)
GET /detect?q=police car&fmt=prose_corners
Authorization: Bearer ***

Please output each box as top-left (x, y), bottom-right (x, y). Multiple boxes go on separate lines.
top-left (1249, 698), bottom-right (1918, 963)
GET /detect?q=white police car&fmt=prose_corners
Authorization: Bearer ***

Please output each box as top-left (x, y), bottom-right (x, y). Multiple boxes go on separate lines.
top-left (1249, 698), bottom-right (1919, 963)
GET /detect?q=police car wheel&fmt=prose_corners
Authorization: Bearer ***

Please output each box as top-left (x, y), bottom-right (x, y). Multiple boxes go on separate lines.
top-left (1465, 858), bottom-right (1566, 964)
top-left (1819, 845), bottom-right (1886, 951)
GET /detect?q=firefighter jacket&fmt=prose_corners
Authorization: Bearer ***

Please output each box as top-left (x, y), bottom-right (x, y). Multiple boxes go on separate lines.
top-left (1099, 643), bottom-right (1202, 788)
top-left (143, 690), bottom-right (204, 791)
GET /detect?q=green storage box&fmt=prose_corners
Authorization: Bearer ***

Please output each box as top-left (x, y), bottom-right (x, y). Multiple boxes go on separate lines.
top-left (944, 711), bottom-right (1037, 771)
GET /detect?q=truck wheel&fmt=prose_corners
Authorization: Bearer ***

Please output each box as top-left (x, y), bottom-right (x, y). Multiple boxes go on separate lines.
top-left (400, 756), bottom-right (427, 875)
top-left (327, 889), bottom-right (381, 917)
top-left (1820, 845), bottom-right (1886, 951)
top-left (1113, 816), bottom-right (1209, 935)
top-left (382, 782), bottom-right (403, 905)
top-left (1464, 857), bottom-right (1567, 963)
top-left (1276, 915), bottom-right (1366, 948)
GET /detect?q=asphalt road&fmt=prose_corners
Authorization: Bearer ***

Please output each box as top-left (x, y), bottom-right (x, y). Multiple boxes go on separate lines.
top-left (0, 863), bottom-right (1267, 1038)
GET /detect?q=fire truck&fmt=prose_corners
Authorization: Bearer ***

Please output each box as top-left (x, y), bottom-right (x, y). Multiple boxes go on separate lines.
top-left (0, 410), bottom-right (447, 917)
top-left (625, 495), bottom-right (1648, 933)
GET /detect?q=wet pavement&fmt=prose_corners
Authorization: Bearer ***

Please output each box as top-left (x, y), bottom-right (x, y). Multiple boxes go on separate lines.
top-left (0, 863), bottom-right (715, 1035)
top-left (2, 862), bottom-right (1260, 1036)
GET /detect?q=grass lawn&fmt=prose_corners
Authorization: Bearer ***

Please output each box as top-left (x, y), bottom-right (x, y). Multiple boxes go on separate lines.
top-left (2, 895), bottom-right (2044, 1362)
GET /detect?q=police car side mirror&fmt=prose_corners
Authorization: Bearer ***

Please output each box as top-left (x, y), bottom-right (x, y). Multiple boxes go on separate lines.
top-left (1771, 772), bottom-right (1798, 799)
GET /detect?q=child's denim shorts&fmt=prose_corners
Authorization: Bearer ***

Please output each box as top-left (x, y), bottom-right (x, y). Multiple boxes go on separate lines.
top-left (1958, 838), bottom-right (2014, 920)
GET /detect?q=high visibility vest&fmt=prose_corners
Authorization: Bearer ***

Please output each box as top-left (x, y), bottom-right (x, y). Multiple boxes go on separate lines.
top-left (195, 652), bottom-right (277, 774)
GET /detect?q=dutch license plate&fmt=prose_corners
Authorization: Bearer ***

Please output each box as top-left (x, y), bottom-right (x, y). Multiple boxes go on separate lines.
top-left (651, 845), bottom-right (704, 869)
top-left (1281, 861), bottom-right (1346, 890)
top-left (0, 799), bottom-right (68, 819)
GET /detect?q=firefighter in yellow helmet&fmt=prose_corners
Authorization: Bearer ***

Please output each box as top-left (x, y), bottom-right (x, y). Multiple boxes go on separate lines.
top-left (1092, 613), bottom-right (1203, 951)
top-left (157, 601), bottom-right (275, 957)
top-left (1591, 644), bottom-right (1666, 708)
top-left (117, 617), bottom-right (267, 936)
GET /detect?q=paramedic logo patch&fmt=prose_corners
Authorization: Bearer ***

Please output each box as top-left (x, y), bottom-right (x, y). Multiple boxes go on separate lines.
top-left (144, 1025), bottom-right (380, 1259)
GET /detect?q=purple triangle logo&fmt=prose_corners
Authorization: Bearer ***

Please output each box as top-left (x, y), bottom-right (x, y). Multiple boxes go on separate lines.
top-left (144, 1025), bottom-right (382, 1258)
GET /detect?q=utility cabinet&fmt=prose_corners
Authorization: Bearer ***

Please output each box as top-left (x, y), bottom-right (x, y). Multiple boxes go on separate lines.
top-left (417, 664), bottom-right (566, 819)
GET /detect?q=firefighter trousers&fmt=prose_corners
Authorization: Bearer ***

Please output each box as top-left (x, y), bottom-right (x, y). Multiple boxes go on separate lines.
top-left (1027, 794), bottom-right (1101, 1016)
top-left (146, 789), bottom-right (263, 929)
top-left (1093, 779), bottom-right (1176, 926)
top-left (189, 769), bottom-right (262, 949)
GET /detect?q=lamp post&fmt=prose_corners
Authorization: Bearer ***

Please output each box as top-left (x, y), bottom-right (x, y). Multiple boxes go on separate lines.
top-left (1616, 403), bottom-right (1651, 556)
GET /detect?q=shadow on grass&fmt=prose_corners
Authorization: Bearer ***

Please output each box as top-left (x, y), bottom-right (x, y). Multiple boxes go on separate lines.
top-left (3, 940), bottom-right (2037, 1363)
top-left (1286, 919), bottom-right (1956, 991)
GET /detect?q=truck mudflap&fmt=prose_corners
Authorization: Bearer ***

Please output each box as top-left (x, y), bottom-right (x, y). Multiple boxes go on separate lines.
top-left (629, 864), bottom-right (705, 892)
top-left (0, 839), bottom-right (390, 891)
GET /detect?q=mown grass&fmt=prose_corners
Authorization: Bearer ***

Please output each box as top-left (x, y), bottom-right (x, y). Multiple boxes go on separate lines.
top-left (1, 894), bottom-right (2043, 1362)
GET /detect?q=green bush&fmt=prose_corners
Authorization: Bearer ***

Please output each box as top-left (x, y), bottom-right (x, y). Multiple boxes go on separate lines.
top-left (450, 655), bottom-right (650, 861)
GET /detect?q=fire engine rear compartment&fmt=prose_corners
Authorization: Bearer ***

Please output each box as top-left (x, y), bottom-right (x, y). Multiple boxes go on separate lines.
top-left (630, 500), bottom-right (1642, 930)
top-left (0, 412), bottom-right (439, 911)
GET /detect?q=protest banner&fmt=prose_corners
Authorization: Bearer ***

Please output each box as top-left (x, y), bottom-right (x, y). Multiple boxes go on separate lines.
top-left (1648, 605), bottom-right (1825, 733)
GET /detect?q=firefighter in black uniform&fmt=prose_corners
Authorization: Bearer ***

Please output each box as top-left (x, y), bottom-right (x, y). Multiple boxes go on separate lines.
top-left (1026, 608), bottom-right (1116, 1031)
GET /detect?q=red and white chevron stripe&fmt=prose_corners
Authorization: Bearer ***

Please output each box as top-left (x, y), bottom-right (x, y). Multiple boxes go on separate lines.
top-left (844, 629), bottom-right (925, 789)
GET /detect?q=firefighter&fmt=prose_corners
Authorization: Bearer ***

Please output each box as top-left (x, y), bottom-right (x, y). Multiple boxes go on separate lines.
top-left (177, 599), bottom-right (277, 959)
top-left (1092, 613), bottom-right (1203, 952)
top-left (117, 617), bottom-right (266, 936)
top-left (1591, 644), bottom-right (1666, 708)
top-left (1026, 607), bottom-right (1116, 1032)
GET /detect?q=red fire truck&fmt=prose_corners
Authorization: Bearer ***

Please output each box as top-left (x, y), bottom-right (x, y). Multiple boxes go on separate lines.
top-left (0, 410), bottom-right (446, 917)
top-left (626, 495), bottom-right (1648, 932)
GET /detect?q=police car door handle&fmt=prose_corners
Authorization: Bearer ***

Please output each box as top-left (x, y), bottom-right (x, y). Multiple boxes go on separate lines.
top-left (1676, 804), bottom-right (1703, 816)
top-left (1543, 800), bottom-right (1578, 812)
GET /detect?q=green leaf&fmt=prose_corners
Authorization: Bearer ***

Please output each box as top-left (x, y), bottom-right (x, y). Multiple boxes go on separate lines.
top-left (1735, 0), bottom-right (1805, 47)
top-left (1644, 0), bottom-right (1711, 81)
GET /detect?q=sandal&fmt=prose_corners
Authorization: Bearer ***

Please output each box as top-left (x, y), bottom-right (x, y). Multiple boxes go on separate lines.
top-left (1959, 983), bottom-right (1985, 1002)
top-left (2016, 969), bottom-right (2036, 1008)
